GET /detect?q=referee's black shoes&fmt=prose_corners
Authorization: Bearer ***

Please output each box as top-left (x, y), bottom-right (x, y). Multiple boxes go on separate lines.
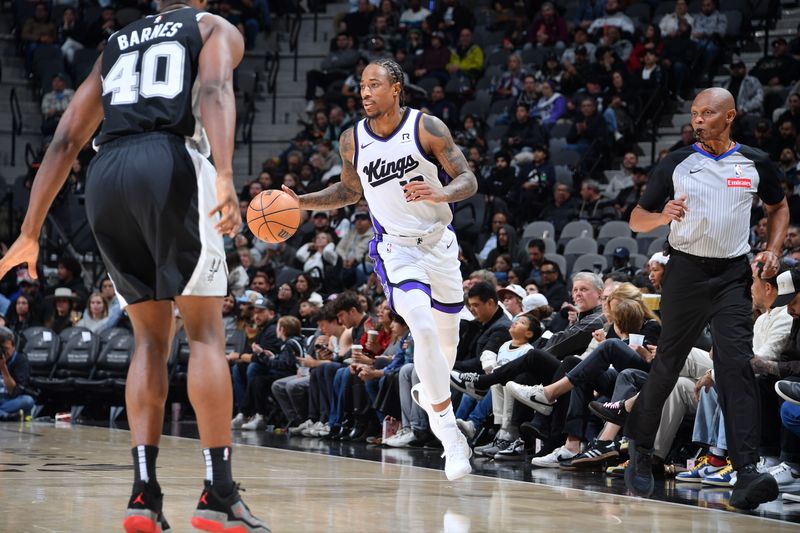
top-left (624, 440), bottom-right (654, 498)
top-left (729, 464), bottom-right (779, 510)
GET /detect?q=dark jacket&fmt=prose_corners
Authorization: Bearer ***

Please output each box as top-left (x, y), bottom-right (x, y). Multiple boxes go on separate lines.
top-left (454, 307), bottom-right (512, 372)
top-left (776, 319), bottom-right (800, 378)
top-left (1, 351), bottom-right (31, 398)
top-left (542, 279), bottom-right (569, 310)
top-left (253, 316), bottom-right (283, 355)
top-left (252, 335), bottom-right (305, 373)
top-left (538, 305), bottom-right (606, 359)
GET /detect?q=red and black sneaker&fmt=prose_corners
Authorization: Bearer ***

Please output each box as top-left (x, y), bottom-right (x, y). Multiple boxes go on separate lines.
top-left (123, 481), bottom-right (172, 533)
top-left (191, 481), bottom-right (270, 532)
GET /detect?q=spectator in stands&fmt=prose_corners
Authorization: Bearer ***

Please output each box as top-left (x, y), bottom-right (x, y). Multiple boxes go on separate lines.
top-left (41, 73), bottom-right (75, 136)
top-left (85, 6), bottom-right (119, 49)
top-left (606, 247), bottom-right (636, 277)
top-left (661, 17), bottom-right (696, 100)
top-left (276, 283), bottom-right (300, 317)
top-left (524, 239), bottom-right (547, 285)
top-left (635, 49), bottom-right (663, 111)
top-left (43, 287), bottom-right (78, 334)
top-left (587, 0), bottom-right (634, 38)
top-left (52, 256), bottom-right (88, 310)
top-left (305, 33), bottom-right (360, 110)
top-left (531, 81), bottom-right (566, 131)
top-left (779, 149), bottom-right (799, 186)
top-left (344, 0), bottom-right (374, 39)
top-left (75, 292), bottom-right (109, 333)
top-left (577, 179), bottom-right (616, 229)
top-left (293, 273), bottom-right (322, 304)
top-left (369, 15), bottom-right (398, 51)
top-left (21, 2), bottom-right (56, 65)
top-left (769, 120), bottom-right (798, 161)
top-left (562, 29), bottom-right (595, 66)
top-left (453, 282), bottom-right (512, 373)
top-left (628, 24), bottom-right (664, 73)
top-left (302, 211), bottom-right (339, 244)
top-left (647, 252), bottom-right (669, 293)
top-left (56, 7), bottom-right (84, 65)
top-left (454, 115), bottom-right (486, 150)
top-left (484, 224), bottom-right (519, 271)
top-left (446, 28), bottom-right (484, 83)
top-left (658, 0), bottom-right (693, 38)
top-left (336, 212), bottom-right (373, 286)
top-left (720, 57), bottom-right (764, 132)
top-left (492, 54), bottom-right (528, 101)
top-left (566, 97), bottom-right (609, 167)
top-left (413, 32), bottom-right (451, 83)
top-left (574, 0), bottom-right (607, 31)
top-left (480, 152), bottom-right (515, 202)
top-left (425, 86), bottom-right (458, 128)
top-left (7, 293), bottom-right (39, 336)
top-left (776, 94), bottom-right (800, 134)
top-left (399, 0), bottom-right (430, 31)
top-left (752, 38), bottom-right (800, 91)
top-left (691, 0), bottom-right (727, 80)
top-left (669, 123), bottom-right (695, 152)
top-left (782, 183), bottom-right (800, 226)
top-left (431, 0), bottom-right (474, 42)
top-left (614, 166), bottom-right (648, 221)
top-left (604, 151), bottom-right (638, 200)
top-left (0, 328), bottom-right (35, 420)
top-left (540, 183), bottom-right (576, 235)
top-left (478, 212), bottom-right (511, 263)
top-left (516, 145), bottom-right (555, 222)
top-left (601, 26), bottom-right (632, 63)
top-left (504, 104), bottom-right (548, 152)
top-left (539, 259), bottom-right (569, 310)
top-left (297, 232), bottom-right (338, 276)
top-left (528, 2), bottom-right (568, 49)
top-left (364, 35), bottom-right (391, 63)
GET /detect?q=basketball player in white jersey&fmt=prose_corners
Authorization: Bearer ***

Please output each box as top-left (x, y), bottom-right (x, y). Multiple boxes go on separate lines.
top-left (285, 58), bottom-right (478, 480)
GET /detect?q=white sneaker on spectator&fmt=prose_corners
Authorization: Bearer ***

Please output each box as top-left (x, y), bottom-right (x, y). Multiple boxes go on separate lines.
top-left (506, 382), bottom-right (553, 416)
top-left (456, 419), bottom-right (475, 439)
top-left (231, 413), bottom-right (245, 429)
top-left (385, 427), bottom-right (416, 448)
top-left (531, 446), bottom-right (577, 468)
top-left (241, 414), bottom-right (265, 431)
top-left (442, 431), bottom-right (472, 481)
top-left (769, 462), bottom-right (800, 488)
top-left (290, 419), bottom-right (314, 436)
top-left (312, 423), bottom-right (331, 437)
top-left (303, 421), bottom-right (325, 437)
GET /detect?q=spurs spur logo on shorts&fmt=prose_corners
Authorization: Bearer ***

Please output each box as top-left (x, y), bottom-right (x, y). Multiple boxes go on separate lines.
top-left (207, 257), bottom-right (221, 282)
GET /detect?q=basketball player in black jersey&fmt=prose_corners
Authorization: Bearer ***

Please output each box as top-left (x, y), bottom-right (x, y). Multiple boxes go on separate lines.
top-left (0, 1), bottom-right (269, 532)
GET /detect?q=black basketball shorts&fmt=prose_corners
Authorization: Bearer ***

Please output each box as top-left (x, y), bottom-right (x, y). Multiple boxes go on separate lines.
top-left (85, 132), bottom-right (227, 306)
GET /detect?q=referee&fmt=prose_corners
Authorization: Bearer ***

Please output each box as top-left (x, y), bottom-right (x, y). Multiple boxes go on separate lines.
top-left (623, 87), bottom-right (789, 510)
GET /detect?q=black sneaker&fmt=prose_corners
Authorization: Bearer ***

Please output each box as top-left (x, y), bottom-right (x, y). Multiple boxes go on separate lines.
top-left (775, 380), bottom-right (800, 405)
top-left (449, 371), bottom-right (487, 399)
top-left (191, 481), bottom-right (270, 532)
top-left (588, 400), bottom-right (628, 426)
top-left (407, 429), bottom-right (435, 448)
top-left (519, 421), bottom-right (548, 443)
top-left (729, 463), bottom-right (780, 510)
top-left (561, 439), bottom-right (618, 469)
top-left (474, 436), bottom-right (513, 458)
top-left (493, 438), bottom-right (532, 461)
top-left (123, 481), bottom-right (172, 533)
top-left (625, 440), bottom-right (654, 497)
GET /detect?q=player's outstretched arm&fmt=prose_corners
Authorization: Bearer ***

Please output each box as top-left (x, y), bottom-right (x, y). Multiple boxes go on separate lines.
top-left (198, 15), bottom-right (245, 237)
top-left (407, 114), bottom-right (477, 204)
top-left (0, 56), bottom-right (104, 280)
top-left (285, 128), bottom-right (363, 210)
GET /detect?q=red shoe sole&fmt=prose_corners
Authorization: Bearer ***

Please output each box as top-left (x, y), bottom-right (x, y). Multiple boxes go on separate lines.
top-left (191, 516), bottom-right (249, 533)
top-left (123, 515), bottom-right (161, 533)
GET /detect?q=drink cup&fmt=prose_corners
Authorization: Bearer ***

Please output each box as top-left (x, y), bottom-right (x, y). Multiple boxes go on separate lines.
top-left (367, 330), bottom-right (378, 343)
top-left (628, 334), bottom-right (644, 346)
top-left (352, 344), bottom-right (363, 357)
top-left (643, 294), bottom-right (661, 311)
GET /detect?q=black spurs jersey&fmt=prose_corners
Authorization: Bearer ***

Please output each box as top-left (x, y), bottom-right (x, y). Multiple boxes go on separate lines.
top-left (95, 6), bottom-right (206, 149)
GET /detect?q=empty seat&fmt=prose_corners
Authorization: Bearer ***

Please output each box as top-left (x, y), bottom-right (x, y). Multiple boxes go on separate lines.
top-left (636, 226), bottom-right (670, 254)
top-left (630, 253), bottom-right (649, 270)
top-left (647, 237), bottom-right (667, 257)
top-left (551, 149), bottom-right (580, 167)
top-left (20, 327), bottom-right (60, 380)
top-left (558, 220), bottom-right (594, 247)
top-left (597, 220), bottom-right (632, 246)
top-left (571, 254), bottom-right (608, 275)
top-left (563, 237), bottom-right (598, 256)
top-left (73, 332), bottom-right (133, 398)
top-left (522, 221), bottom-right (556, 241)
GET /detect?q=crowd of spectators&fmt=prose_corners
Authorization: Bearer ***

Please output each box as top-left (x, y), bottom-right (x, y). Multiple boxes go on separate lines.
top-left (8, 0), bottom-right (800, 504)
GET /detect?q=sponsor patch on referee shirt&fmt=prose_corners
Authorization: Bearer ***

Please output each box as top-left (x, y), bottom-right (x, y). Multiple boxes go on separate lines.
top-left (727, 178), bottom-right (751, 188)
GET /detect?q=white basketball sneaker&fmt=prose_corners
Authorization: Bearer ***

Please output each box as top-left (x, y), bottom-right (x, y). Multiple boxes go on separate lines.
top-left (442, 430), bottom-right (473, 481)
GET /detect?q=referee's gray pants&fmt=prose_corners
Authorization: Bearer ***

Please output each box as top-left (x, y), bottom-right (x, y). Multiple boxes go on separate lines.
top-left (624, 251), bottom-right (761, 469)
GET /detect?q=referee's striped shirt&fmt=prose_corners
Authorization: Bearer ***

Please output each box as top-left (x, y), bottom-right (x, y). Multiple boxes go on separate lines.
top-left (638, 143), bottom-right (785, 258)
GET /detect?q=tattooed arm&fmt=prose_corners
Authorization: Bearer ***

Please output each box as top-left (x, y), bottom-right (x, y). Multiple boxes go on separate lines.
top-left (283, 128), bottom-right (363, 210)
top-left (404, 113), bottom-right (478, 204)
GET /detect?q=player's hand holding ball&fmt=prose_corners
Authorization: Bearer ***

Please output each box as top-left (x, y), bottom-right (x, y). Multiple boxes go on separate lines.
top-left (247, 188), bottom-right (301, 243)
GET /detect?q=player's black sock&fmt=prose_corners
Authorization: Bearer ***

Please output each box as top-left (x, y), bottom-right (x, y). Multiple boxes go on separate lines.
top-left (203, 446), bottom-right (234, 495)
top-left (132, 445), bottom-right (159, 485)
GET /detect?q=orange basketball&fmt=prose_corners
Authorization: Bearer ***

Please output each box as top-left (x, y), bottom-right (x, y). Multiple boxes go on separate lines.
top-left (246, 190), bottom-right (301, 243)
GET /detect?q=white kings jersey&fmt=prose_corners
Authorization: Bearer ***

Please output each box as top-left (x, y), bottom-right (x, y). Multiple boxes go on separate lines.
top-left (353, 108), bottom-right (454, 237)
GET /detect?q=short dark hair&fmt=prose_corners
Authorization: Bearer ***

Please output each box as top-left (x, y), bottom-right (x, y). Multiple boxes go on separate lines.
top-left (528, 239), bottom-right (545, 252)
top-left (541, 259), bottom-right (561, 276)
top-left (467, 281), bottom-right (498, 304)
top-left (370, 57), bottom-right (406, 105)
top-left (333, 291), bottom-right (362, 314)
top-left (317, 302), bottom-right (337, 323)
top-left (520, 312), bottom-right (543, 339)
top-left (278, 315), bottom-right (302, 337)
top-left (58, 255), bottom-right (82, 276)
top-left (604, 271), bottom-right (631, 283)
top-left (389, 311), bottom-right (407, 327)
top-left (0, 327), bottom-right (15, 348)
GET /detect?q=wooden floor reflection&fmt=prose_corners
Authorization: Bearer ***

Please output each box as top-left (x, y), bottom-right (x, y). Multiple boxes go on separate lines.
top-left (0, 422), bottom-right (797, 532)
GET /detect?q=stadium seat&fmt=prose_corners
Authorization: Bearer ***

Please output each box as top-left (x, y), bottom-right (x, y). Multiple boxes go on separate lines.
top-left (522, 221), bottom-right (556, 240)
top-left (563, 236), bottom-right (598, 256)
top-left (571, 253), bottom-right (607, 275)
top-left (603, 236), bottom-right (639, 258)
top-left (558, 220), bottom-right (594, 248)
top-left (647, 237), bottom-right (667, 257)
top-left (544, 253), bottom-right (567, 277)
top-left (550, 149), bottom-right (580, 167)
top-left (597, 220), bottom-right (632, 246)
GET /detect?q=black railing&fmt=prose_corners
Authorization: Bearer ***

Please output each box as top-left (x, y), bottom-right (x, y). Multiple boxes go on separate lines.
top-left (265, 49), bottom-right (280, 124)
top-left (243, 98), bottom-right (256, 176)
top-left (0, 190), bottom-right (14, 243)
top-left (310, 0), bottom-right (319, 42)
top-left (290, 10), bottom-right (302, 82)
top-left (9, 87), bottom-right (22, 166)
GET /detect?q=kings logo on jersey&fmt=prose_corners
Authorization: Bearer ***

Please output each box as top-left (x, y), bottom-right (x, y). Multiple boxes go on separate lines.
top-left (362, 155), bottom-right (419, 188)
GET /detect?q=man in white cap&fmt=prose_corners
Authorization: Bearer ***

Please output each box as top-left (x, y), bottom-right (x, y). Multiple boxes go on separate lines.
top-left (497, 284), bottom-right (526, 316)
top-left (522, 293), bottom-right (549, 314)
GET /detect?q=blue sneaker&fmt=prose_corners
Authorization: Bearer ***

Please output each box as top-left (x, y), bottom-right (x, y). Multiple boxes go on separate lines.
top-left (702, 461), bottom-right (735, 486)
top-left (624, 440), bottom-right (654, 497)
top-left (676, 456), bottom-right (728, 484)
